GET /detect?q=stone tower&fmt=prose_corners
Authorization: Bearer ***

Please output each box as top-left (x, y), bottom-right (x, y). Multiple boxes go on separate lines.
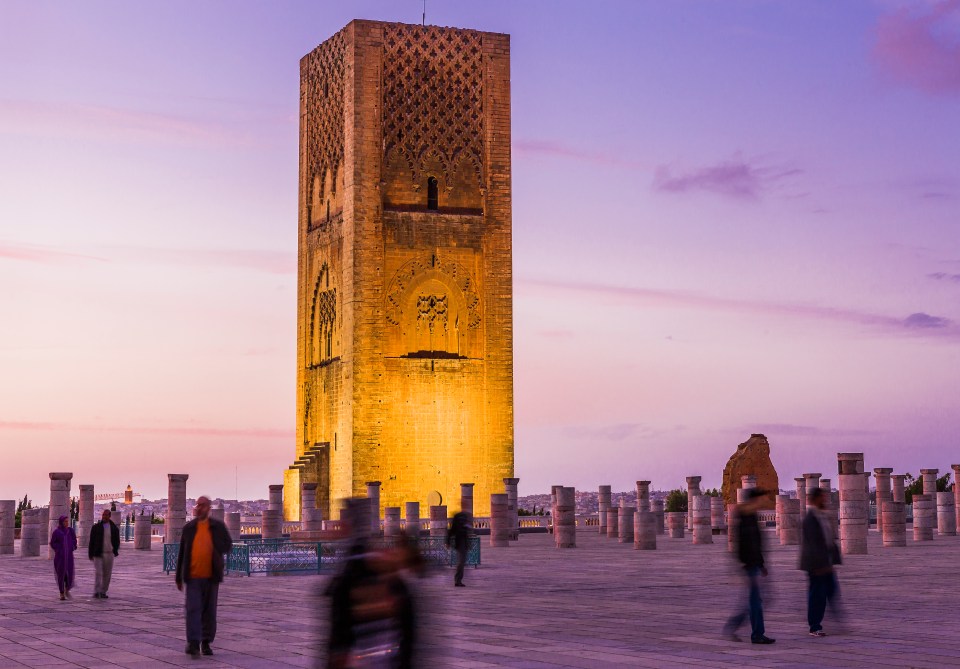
top-left (284, 20), bottom-right (514, 522)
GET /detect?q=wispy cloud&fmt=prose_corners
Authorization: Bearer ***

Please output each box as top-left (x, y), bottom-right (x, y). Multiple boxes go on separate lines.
top-left (929, 272), bottom-right (960, 282)
top-left (739, 423), bottom-right (878, 438)
top-left (872, 0), bottom-right (960, 94)
top-left (0, 241), bottom-right (106, 264)
top-left (652, 156), bottom-right (801, 200)
top-left (513, 139), bottom-right (649, 170)
top-left (537, 329), bottom-right (575, 340)
top-left (565, 423), bottom-right (681, 442)
top-left (0, 420), bottom-right (292, 439)
top-left (520, 278), bottom-right (959, 339)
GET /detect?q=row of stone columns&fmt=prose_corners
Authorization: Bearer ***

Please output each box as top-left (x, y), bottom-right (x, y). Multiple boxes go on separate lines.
top-left (0, 500), bottom-right (14, 555)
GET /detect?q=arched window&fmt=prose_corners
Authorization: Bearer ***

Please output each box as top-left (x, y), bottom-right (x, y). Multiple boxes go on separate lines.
top-left (326, 201), bottom-right (330, 224)
top-left (427, 176), bottom-right (439, 211)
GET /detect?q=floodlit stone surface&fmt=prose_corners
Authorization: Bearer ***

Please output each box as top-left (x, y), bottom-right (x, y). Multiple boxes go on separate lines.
top-left (4, 530), bottom-right (960, 667)
top-left (721, 434), bottom-right (778, 509)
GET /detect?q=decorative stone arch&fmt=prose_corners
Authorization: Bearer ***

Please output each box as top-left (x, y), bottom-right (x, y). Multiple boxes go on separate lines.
top-left (309, 263), bottom-right (338, 365)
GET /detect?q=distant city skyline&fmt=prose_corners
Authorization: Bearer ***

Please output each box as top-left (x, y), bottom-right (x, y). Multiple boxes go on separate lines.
top-left (2, 1), bottom-right (960, 504)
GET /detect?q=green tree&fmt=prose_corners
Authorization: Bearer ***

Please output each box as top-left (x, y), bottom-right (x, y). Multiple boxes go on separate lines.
top-left (904, 472), bottom-right (951, 504)
top-left (702, 488), bottom-right (721, 497)
top-left (665, 489), bottom-right (687, 513)
top-left (14, 495), bottom-right (31, 529)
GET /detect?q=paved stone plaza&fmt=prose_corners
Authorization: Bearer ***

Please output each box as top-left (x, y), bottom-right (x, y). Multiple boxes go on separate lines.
top-left (1, 529), bottom-right (958, 668)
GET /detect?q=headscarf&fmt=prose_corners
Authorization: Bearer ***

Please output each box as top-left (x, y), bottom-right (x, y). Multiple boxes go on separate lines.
top-left (58, 515), bottom-right (69, 526)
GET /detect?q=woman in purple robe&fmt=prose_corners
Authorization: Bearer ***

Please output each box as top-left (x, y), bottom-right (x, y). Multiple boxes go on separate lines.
top-left (50, 515), bottom-right (77, 600)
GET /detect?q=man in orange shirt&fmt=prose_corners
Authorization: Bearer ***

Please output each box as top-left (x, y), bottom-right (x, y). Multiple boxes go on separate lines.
top-left (175, 496), bottom-right (233, 658)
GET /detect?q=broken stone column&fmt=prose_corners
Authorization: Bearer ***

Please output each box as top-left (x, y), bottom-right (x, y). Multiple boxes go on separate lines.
top-left (881, 500), bottom-right (907, 547)
top-left (490, 494), bottom-right (509, 547)
top-left (550, 485), bottom-right (559, 532)
top-left (225, 512), bottom-right (241, 541)
top-left (598, 485), bottom-right (612, 535)
top-left (460, 483), bottom-right (475, 517)
top-left (20, 508), bottom-right (41, 557)
top-left (803, 473), bottom-right (821, 502)
top-left (937, 492), bottom-right (956, 536)
top-left (555, 486), bottom-right (576, 548)
top-left (268, 484), bottom-right (284, 512)
top-left (913, 494), bottom-right (934, 542)
top-left (618, 502), bottom-right (635, 544)
top-left (775, 494), bottom-right (787, 541)
top-left (606, 507), bottom-right (619, 539)
top-left (686, 476), bottom-right (702, 530)
top-left (210, 506), bottom-right (224, 523)
top-left (165, 474), bottom-right (188, 545)
top-left (874, 469), bottom-right (893, 535)
top-left (0, 500), bottom-right (13, 555)
top-left (741, 474), bottom-right (757, 491)
top-left (301, 483), bottom-right (322, 531)
top-left (429, 505), bottom-right (447, 537)
top-left (261, 509), bottom-right (283, 539)
top-left (794, 477), bottom-right (807, 504)
top-left (504, 478), bottom-right (520, 541)
top-left (953, 465), bottom-right (960, 531)
top-left (405, 502), bottom-right (421, 536)
top-left (667, 512), bottom-right (685, 539)
top-left (711, 496), bottom-right (726, 532)
top-left (838, 453), bottom-right (867, 554)
top-left (77, 484), bottom-right (94, 549)
top-left (778, 496), bottom-right (801, 546)
top-left (692, 495), bottom-right (713, 544)
top-left (636, 481), bottom-right (651, 512)
top-left (652, 499), bottom-right (665, 534)
top-left (366, 481), bottom-right (381, 535)
top-left (384, 507), bottom-right (402, 537)
top-left (134, 513), bottom-right (152, 550)
top-left (634, 507), bottom-right (657, 550)
top-left (48, 472), bottom-right (72, 559)
top-left (891, 474), bottom-right (906, 503)
top-left (921, 469), bottom-right (939, 503)
top-left (727, 503), bottom-right (738, 552)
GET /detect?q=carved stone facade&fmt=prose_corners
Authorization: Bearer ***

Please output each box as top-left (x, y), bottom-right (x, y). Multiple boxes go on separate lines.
top-left (286, 20), bottom-right (514, 521)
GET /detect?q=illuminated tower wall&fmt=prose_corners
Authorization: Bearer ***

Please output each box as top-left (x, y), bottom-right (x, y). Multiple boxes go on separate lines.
top-left (285, 20), bottom-right (514, 521)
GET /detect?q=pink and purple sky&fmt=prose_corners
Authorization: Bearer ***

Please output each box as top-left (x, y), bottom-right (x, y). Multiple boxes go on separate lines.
top-left (2, 1), bottom-right (959, 503)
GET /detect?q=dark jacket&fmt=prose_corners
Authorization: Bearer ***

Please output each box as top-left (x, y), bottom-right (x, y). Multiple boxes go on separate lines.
top-left (175, 517), bottom-right (233, 585)
top-left (799, 508), bottom-right (841, 574)
top-left (736, 510), bottom-right (765, 570)
top-left (88, 520), bottom-right (120, 559)
top-left (446, 512), bottom-right (472, 552)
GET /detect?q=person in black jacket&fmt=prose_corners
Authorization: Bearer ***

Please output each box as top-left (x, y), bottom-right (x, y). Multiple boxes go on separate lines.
top-left (723, 488), bottom-right (775, 644)
top-left (88, 509), bottom-right (120, 599)
top-left (175, 496), bottom-right (233, 657)
top-left (446, 511), bottom-right (472, 587)
top-left (799, 487), bottom-right (841, 637)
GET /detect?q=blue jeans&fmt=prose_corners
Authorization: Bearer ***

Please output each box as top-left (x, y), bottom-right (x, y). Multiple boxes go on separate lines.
top-left (807, 572), bottom-right (838, 632)
top-left (725, 566), bottom-right (764, 640)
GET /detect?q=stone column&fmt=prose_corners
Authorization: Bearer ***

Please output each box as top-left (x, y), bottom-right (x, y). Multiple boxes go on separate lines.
top-left (937, 492), bottom-right (956, 536)
top-left (652, 499), bottom-right (665, 534)
top-left (874, 469), bottom-right (893, 535)
top-left (429, 505), bottom-right (447, 537)
top-left (366, 481), bottom-right (381, 536)
top-left (301, 482), bottom-right (322, 531)
top-left (803, 473), bottom-right (821, 501)
top-left (692, 495), bottom-right (712, 544)
top-left (268, 484), bottom-right (284, 514)
top-left (741, 474), bottom-right (757, 491)
top-left (550, 486), bottom-right (559, 534)
top-left (686, 476), bottom-right (702, 530)
top-left (777, 496), bottom-right (800, 545)
top-left (953, 465), bottom-right (960, 532)
top-left (165, 474), bottom-right (189, 545)
top-left (261, 509), bottom-right (283, 539)
top-left (606, 507), bottom-right (619, 539)
top-left (727, 503), bottom-right (738, 552)
top-left (881, 500), bottom-right (906, 547)
top-left (912, 494), bottom-right (934, 541)
top-left (618, 501), bottom-right (635, 544)
top-left (555, 486), bottom-right (576, 548)
top-left (598, 485), bottom-right (612, 535)
top-left (48, 472), bottom-right (72, 559)
top-left (775, 494), bottom-right (787, 542)
top-left (634, 507), bottom-right (657, 550)
top-left (0, 500), bottom-right (13, 555)
top-left (921, 469), bottom-right (939, 502)
top-left (667, 512), bottom-right (685, 539)
top-left (20, 508), bottom-right (41, 557)
top-left (503, 478), bottom-right (519, 541)
top-left (490, 494), bottom-right (509, 547)
top-left (225, 512), bottom-right (241, 541)
top-left (710, 496), bottom-right (725, 532)
top-left (134, 513), bottom-right (152, 550)
top-left (405, 502), bottom-right (421, 536)
top-left (794, 477), bottom-right (806, 504)
top-left (77, 484), bottom-right (94, 549)
top-left (838, 452), bottom-right (867, 554)
top-left (891, 474), bottom-right (906, 503)
top-left (460, 483), bottom-right (475, 516)
top-left (384, 507), bottom-right (402, 537)
top-left (819, 478), bottom-right (831, 494)
top-left (636, 481), bottom-right (651, 512)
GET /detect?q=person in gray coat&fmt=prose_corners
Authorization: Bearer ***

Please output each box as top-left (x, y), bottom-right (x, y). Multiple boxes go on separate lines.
top-left (799, 487), bottom-right (842, 637)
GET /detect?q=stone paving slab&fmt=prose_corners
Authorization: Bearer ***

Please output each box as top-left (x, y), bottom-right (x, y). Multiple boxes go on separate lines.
top-left (1, 529), bottom-right (959, 667)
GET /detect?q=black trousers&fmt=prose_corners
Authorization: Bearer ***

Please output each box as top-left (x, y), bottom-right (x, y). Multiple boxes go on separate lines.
top-left (455, 547), bottom-right (467, 584)
top-left (185, 578), bottom-right (219, 645)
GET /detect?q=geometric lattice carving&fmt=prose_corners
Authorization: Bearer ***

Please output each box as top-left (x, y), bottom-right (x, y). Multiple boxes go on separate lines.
top-left (302, 31), bottom-right (345, 205)
top-left (382, 24), bottom-right (484, 184)
top-left (310, 263), bottom-right (338, 365)
top-left (385, 253), bottom-right (481, 330)
top-left (417, 295), bottom-right (448, 333)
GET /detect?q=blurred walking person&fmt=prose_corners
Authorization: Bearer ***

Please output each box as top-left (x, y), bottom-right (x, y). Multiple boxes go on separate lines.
top-left (446, 511), bottom-right (472, 587)
top-left (88, 509), bottom-right (120, 599)
top-left (50, 515), bottom-right (77, 601)
top-left (175, 496), bottom-right (233, 657)
top-left (723, 489), bottom-right (775, 644)
top-left (800, 487), bottom-right (842, 637)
